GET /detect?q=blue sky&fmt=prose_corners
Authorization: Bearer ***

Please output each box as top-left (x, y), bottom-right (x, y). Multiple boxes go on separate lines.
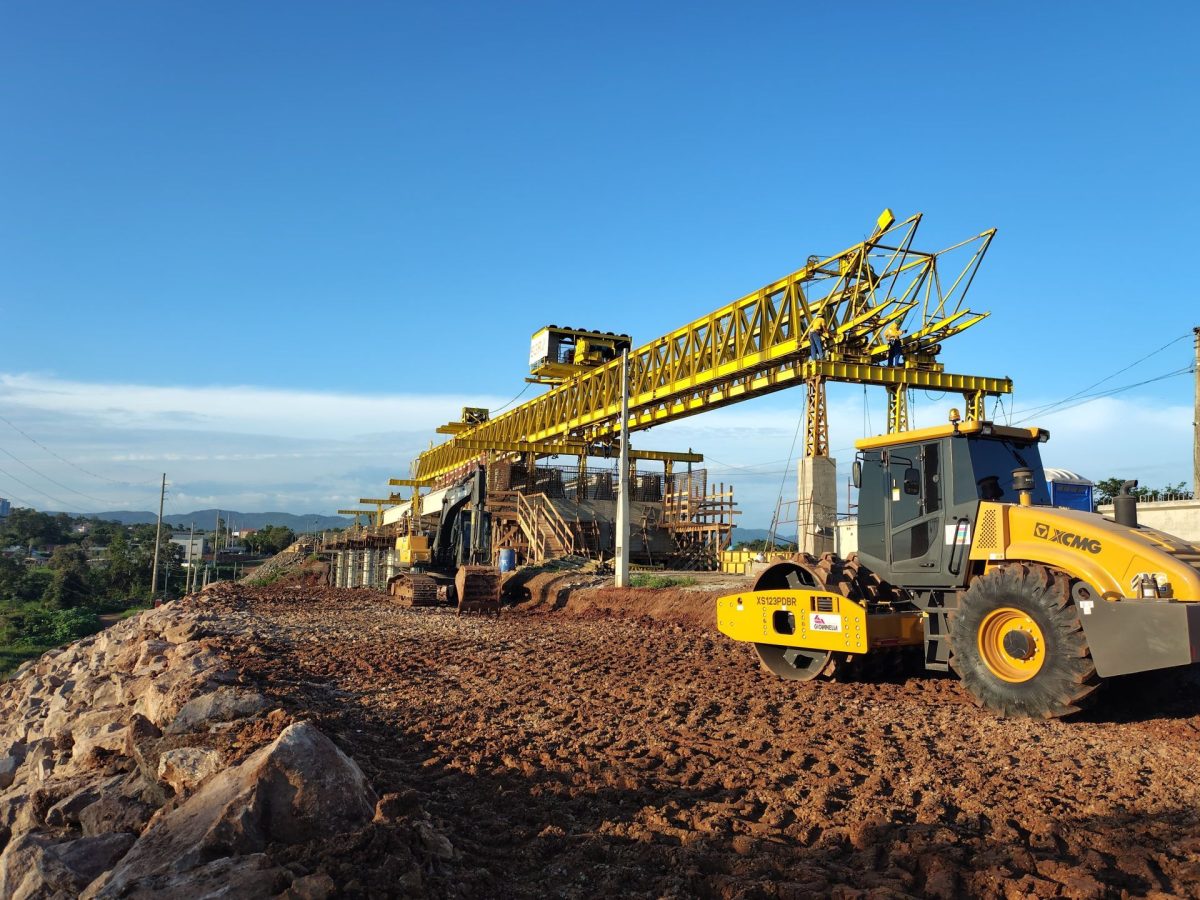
top-left (1, 2), bottom-right (1197, 525)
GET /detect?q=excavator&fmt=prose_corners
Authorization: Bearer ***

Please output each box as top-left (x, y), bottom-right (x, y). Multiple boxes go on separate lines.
top-left (386, 467), bottom-right (501, 615)
top-left (717, 412), bottom-right (1200, 718)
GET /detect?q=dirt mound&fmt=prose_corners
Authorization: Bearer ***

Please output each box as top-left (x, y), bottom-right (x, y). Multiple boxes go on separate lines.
top-left (240, 549), bottom-right (329, 587)
top-left (6, 583), bottom-right (1200, 897)
top-left (518, 583), bottom-right (722, 630)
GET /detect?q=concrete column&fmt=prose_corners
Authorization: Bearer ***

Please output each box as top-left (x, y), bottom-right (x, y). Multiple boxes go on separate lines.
top-left (333, 552), bottom-right (343, 588)
top-left (363, 549), bottom-right (376, 588)
top-left (385, 549), bottom-right (397, 583)
top-left (797, 456), bottom-right (837, 556)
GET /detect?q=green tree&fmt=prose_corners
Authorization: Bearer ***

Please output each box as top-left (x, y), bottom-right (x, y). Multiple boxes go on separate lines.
top-left (0, 508), bottom-right (71, 548)
top-left (16, 568), bottom-right (53, 603)
top-left (43, 545), bottom-right (92, 609)
top-left (246, 525), bottom-right (296, 555)
top-left (0, 556), bottom-right (24, 602)
top-left (84, 519), bottom-right (122, 548)
top-left (103, 531), bottom-right (136, 594)
top-left (1094, 478), bottom-right (1193, 505)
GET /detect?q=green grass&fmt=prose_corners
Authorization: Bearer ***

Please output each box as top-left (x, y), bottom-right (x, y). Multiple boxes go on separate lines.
top-left (115, 605), bottom-right (152, 621)
top-left (629, 574), bottom-right (697, 589)
top-left (0, 642), bottom-right (54, 679)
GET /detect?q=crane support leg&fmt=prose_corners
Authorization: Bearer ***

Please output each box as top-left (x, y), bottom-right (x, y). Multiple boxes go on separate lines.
top-left (887, 384), bottom-right (909, 433)
top-left (805, 376), bottom-right (829, 458)
top-left (964, 390), bottom-right (986, 422)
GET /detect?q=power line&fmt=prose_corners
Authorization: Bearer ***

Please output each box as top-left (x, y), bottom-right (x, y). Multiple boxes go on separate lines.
top-left (705, 455), bottom-right (796, 473)
top-left (1013, 365), bottom-right (1193, 423)
top-left (1015, 333), bottom-right (1192, 422)
top-left (0, 443), bottom-right (111, 505)
top-left (768, 409), bottom-right (806, 539)
top-left (0, 487), bottom-right (39, 509)
top-left (0, 462), bottom-right (88, 513)
top-left (0, 411), bottom-right (159, 487)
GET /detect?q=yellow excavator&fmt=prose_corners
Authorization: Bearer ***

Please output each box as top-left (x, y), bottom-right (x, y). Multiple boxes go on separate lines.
top-left (717, 413), bottom-right (1200, 718)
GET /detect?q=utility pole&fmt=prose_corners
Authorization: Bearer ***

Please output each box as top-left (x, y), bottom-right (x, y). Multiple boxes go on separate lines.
top-left (1193, 326), bottom-right (1199, 498)
top-left (186, 521), bottom-right (196, 594)
top-left (150, 474), bottom-right (166, 597)
top-left (615, 349), bottom-right (630, 588)
top-left (214, 509), bottom-right (221, 584)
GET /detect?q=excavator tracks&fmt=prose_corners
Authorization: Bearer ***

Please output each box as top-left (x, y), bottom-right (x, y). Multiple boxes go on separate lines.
top-left (388, 573), bottom-right (439, 607)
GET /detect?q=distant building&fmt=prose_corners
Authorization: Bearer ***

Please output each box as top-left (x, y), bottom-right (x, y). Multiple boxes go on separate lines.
top-left (233, 528), bottom-right (257, 538)
top-left (171, 535), bottom-right (208, 565)
top-left (0, 498), bottom-right (10, 518)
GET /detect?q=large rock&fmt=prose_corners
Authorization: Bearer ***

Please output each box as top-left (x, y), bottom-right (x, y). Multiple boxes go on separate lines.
top-left (0, 743), bottom-right (26, 790)
top-left (0, 831), bottom-right (134, 900)
top-left (101, 852), bottom-right (291, 900)
top-left (0, 832), bottom-right (82, 900)
top-left (84, 722), bottom-right (376, 898)
top-left (166, 687), bottom-right (271, 734)
top-left (157, 747), bottom-right (223, 795)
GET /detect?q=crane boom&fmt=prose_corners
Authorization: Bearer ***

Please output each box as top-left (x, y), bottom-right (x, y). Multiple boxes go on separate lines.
top-left (413, 210), bottom-right (1006, 483)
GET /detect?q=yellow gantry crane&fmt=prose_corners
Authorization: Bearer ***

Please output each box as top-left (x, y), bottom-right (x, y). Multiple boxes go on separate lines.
top-left (403, 209), bottom-right (1009, 486)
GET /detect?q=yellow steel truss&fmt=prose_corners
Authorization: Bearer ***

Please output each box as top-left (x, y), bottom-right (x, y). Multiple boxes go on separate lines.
top-left (408, 211), bottom-right (1007, 481)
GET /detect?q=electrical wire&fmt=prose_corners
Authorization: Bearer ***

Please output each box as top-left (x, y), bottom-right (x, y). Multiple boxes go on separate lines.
top-left (0, 488), bottom-right (38, 509)
top-left (1013, 365), bottom-right (1193, 423)
top-left (0, 462), bottom-right (88, 513)
top-left (0, 443), bottom-right (110, 505)
top-left (768, 409), bottom-right (806, 541)
top-left (0, 411), bottom-right (159, 487)
top-left (488, 382), bottom-right (532, 415)
top-left (704, 455), bottom-right (796, 473)
top-left (1014, 333), bottom-right (1192, 422)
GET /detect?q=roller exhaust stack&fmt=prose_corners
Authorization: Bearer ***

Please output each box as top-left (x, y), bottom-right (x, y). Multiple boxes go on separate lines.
top-left (1113, 480), bottom-right (1139, 528)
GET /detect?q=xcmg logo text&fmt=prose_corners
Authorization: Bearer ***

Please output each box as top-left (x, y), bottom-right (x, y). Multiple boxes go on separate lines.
top-left (1033, 522), bottom-right (1101, 554)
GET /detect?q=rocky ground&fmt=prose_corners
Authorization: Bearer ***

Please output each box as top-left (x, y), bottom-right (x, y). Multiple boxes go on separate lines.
top-left (2, 581), bottom-right (1200, 898)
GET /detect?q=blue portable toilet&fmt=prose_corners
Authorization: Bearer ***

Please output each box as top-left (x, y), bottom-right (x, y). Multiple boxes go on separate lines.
top-left (1043, 468), bottom-right (1094, 512)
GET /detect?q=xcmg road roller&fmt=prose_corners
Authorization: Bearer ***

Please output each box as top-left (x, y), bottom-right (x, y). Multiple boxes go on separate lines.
top-left (717, 413), bottom-right (1200, 718)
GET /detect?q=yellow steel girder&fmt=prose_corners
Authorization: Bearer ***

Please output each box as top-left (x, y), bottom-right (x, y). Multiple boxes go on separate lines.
top-left (410, 212), bottom-right (1000, 481)
top-left (450, 437), bottom-right (703, 464)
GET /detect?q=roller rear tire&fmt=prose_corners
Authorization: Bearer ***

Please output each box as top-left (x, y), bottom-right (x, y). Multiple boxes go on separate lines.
top-left (950, 564), bottom-right (1102, 718)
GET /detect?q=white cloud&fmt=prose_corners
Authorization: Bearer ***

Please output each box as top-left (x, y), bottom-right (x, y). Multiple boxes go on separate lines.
top-left (0, 372), bottom-right (1191, 526)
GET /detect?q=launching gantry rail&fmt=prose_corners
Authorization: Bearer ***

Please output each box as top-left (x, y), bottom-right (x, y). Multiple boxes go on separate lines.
top-left (392, 209), bottom-right (1009, 491)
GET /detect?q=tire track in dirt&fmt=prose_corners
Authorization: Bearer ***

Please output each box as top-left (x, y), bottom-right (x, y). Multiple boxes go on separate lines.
top-left (209, 586), bottom-right (1200, 899)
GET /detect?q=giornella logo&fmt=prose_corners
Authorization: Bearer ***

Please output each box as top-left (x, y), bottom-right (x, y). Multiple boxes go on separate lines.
top-left (1034, 522), bottom-right (1101, 554)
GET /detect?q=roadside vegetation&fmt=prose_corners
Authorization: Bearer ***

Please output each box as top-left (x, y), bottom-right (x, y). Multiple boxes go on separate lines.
top-left (630, 574), bottom-right (697, 589)
top-left (0, 508), bottom-right (294, 676)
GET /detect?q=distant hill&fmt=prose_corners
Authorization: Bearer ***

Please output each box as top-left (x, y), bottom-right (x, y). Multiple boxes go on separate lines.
top-left (90, 510), bottom-right (353, 531)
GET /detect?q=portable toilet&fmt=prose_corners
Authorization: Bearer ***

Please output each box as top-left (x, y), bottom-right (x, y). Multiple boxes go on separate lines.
top-left (1043, 468), bottom-right (1094, 512)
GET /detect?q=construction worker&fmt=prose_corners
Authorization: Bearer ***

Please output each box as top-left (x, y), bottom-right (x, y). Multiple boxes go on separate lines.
top-left (885, 322), bottom-right (904, 367)
top-left (809, 312), bottom-right (828, 360)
